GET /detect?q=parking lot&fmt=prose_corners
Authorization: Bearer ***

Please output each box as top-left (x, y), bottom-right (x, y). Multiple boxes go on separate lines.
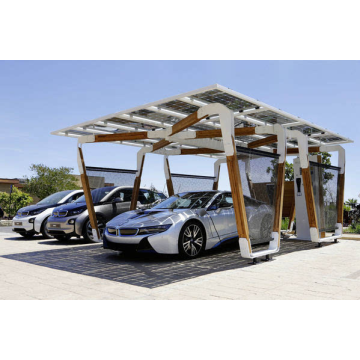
top-left (0, 226), bottom-right (360, 300)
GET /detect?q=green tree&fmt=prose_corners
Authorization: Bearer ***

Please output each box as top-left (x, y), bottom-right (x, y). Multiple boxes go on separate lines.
top-left (0, 187), bottom-right (33, 217)
top-left (345, 198), bottom-right (358, 207)
top-left (267, 152), bottom-right (332, 182)
top-left (24, 164), bottom-right (80, 200)
top-left (266, 160), bottom-right (294, 181)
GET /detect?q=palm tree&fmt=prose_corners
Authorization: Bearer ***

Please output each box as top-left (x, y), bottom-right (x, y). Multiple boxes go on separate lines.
top-left (345, 198), bottom-right (358, 208)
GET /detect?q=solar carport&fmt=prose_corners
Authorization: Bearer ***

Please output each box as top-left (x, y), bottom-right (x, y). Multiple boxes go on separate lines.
top-left (52, 84), bottom-right (352, 261)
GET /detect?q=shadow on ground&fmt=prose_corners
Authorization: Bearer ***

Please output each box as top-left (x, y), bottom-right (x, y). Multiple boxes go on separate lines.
top-left (1, 240), bottom-right (336, 289)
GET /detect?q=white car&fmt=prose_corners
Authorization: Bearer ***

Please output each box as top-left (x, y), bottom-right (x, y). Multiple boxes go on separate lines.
top-left (12, 190), bottom-right (83, 238)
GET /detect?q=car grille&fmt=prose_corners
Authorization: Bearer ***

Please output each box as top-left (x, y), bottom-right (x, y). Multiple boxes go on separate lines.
top-left (53, 211), bottom-right (68, 217)
top-left (19, 211), bottom-right (29, 217)
top-left (119, 228), bottom-right (138, 236)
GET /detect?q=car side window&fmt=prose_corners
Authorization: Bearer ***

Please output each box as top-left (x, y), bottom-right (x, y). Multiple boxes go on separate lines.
top-left (122, 189), bottom-right (133, 202)
top-left (66, 192), bottom-right (83, 203)
top-left (108, 190), bottom-right (123, 201)
top-left (219, 193), bottom-right (233, 208)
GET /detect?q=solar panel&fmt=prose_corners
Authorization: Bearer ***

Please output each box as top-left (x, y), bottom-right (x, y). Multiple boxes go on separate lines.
top-left (52, 84), bottom-right (352, 155)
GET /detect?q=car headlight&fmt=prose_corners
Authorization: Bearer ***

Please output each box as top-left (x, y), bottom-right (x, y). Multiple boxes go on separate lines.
top-left (69, 208), bottom-right (86, 216)
top-left (137, 224), bottom-right (172, 235)
top-left (29, 209), bottom-right (45, 215)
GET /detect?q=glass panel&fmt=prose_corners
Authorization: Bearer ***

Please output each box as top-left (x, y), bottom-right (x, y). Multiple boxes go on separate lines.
top-left (310, 162), bottom-right (340, 232)
top-left (171, 173), bottom-right (215, 194)
top-left (85, 167), bottom-right (136, 188)
top-left (236, 147), bottom-right (280, 243)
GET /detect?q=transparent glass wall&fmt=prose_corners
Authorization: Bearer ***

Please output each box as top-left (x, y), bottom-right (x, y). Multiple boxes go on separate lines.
top-left (171, 173), bottom-right (215, 194)
top-left (236, 147), bottom-right (280, 242)
top-left (86, 167), bottom-right (136, 189)
top-left (310, 161), bottom-right (340, 232)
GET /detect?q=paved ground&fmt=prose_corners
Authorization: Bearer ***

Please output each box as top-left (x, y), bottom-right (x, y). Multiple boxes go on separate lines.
top-left (1, 226), bottom-right (360, 299)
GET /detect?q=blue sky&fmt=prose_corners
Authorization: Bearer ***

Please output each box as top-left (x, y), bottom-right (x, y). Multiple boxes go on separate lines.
top-left (0, 61), bottom-right (359, 200)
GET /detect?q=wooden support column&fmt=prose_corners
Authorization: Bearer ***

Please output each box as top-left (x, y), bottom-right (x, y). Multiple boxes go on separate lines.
top-left (337, 173), bottom-right (345, 225)
top-left (302, 167), bottom-right (318, 229)
top-left (288, 202), bottom-right (296, 230)
top-left (77, 147), bottom-right (100, 240)
top-left (273, 162), bottom-right (286, 235)
top-left (165, 157), bottom-right (174, 197)
top-left (130, 154), bottom-right (145, 210)
top-left (212, 166), bottom-right (220, 190)
top-left (226, 140), bottom-right (250, 249)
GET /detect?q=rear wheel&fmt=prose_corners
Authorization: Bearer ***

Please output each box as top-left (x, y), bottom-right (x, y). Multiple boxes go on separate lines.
top-left (83, 217), bottom-right (106, 242)
top-left (178, 221), bottom-right (205, 259)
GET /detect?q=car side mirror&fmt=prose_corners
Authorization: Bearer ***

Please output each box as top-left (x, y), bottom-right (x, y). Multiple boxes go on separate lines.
top-left (207, 204), bottom-right (218, 211)
top-left (112, 197), bottom-right (123, 203)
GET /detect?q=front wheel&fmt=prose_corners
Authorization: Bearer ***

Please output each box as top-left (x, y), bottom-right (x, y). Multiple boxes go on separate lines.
top-left (41, 217), bottom-right (54, 239)
top-left (178, 221), bottom-right (205, 259)
top-left (19, 231), bottom-right (35, 239)
top-left (83, 217), bottom-right (106, 242)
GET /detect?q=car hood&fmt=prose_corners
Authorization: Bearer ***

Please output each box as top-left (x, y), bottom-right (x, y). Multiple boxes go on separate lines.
top-left (107, 208), bottom-right (197, 228)
top-left (17, 204), bottom-right (57, 213)
top-left (53, 202), bottom-right (87, 212)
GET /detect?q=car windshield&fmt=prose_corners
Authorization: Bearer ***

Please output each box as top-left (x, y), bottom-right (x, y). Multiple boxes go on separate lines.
top-left (153, 192), bottom-right (216, 210)
top-left (75, 186), bottom-right (116, 204)
top-left (37, 190), bottom-right (73, 205)
top-left (157, 192), bottom-right (167, 200)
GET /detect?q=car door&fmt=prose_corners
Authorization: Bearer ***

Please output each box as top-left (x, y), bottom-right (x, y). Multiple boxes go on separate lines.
top-left (207, 193), bottom-right (237, 239)
top-left (109, 189), bottom-right (133, 217)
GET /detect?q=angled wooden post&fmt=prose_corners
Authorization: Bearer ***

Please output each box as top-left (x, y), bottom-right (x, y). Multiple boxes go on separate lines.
top-left (130, 149), bottom-right (147, 210)
top-left (226, 141), bottom-right (250, 243)
top-left (77, 146), bottom-right (100, 241)
top-left (212, 159), bottom-right (222, 191)
top-left (273, 162), bottom-right (286, 236)
top-left (164, 156), bottom-right (174, 197)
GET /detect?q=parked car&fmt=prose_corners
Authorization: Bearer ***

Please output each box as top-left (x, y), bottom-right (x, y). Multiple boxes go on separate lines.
top-left (12, 190), bottom-right (84, 238)
top-left (46, 186), bottom-right (164, 242)
top-left (103, 190), bottom-right (274, 259)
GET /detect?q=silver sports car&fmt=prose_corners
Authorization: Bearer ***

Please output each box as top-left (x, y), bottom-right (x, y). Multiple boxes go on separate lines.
top-left (103, 191), bottom-right (274, 259)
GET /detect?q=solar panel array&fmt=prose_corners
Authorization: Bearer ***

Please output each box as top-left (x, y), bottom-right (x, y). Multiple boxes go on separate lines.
top-left (52, 84), bottom-right (352, 156)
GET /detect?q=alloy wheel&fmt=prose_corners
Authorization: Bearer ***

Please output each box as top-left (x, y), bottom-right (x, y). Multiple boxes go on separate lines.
top-left (86, 219), bottom-right (105, 241)
top-left (182, 224), bottom-right (203, 257)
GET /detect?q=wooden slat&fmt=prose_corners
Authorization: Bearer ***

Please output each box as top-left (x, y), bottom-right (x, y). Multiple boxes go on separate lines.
top-left (130, 155), bottom-right (145, 210)
top-left (302, 167), bottom-right (318, 229)
top-left (152, 139), bottom-right (171, 152)
top-left (337, 173), bottom-right (345, 224)
top-left (226, 138), bottom-right (250, 245)
top-left (165, 157), bottom-right (174, 197)
top-left (247, 135), bottom-right (277, 149)
top-left (273, 162), bottom-right (285, 234)
top-left (94, 131), bottom-right (148, 142)
top-left (286, 146), bottom-right (320, 155)
top-left (151, 112), bottom-right (208, 152)
top-left (180, 148), bottom-right (222, 155)
top-left (195, 127), bottom-right (257, 139)
top-left (78, 147), bottom-right (100, 239)
top-left (195, 129), bottom-right (222, 139)
top-left (170, 113), bottom-right (208, 135)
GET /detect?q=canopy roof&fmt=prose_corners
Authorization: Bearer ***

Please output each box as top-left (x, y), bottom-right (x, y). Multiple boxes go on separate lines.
top-left (52, 84), bottom-right (353, 157)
